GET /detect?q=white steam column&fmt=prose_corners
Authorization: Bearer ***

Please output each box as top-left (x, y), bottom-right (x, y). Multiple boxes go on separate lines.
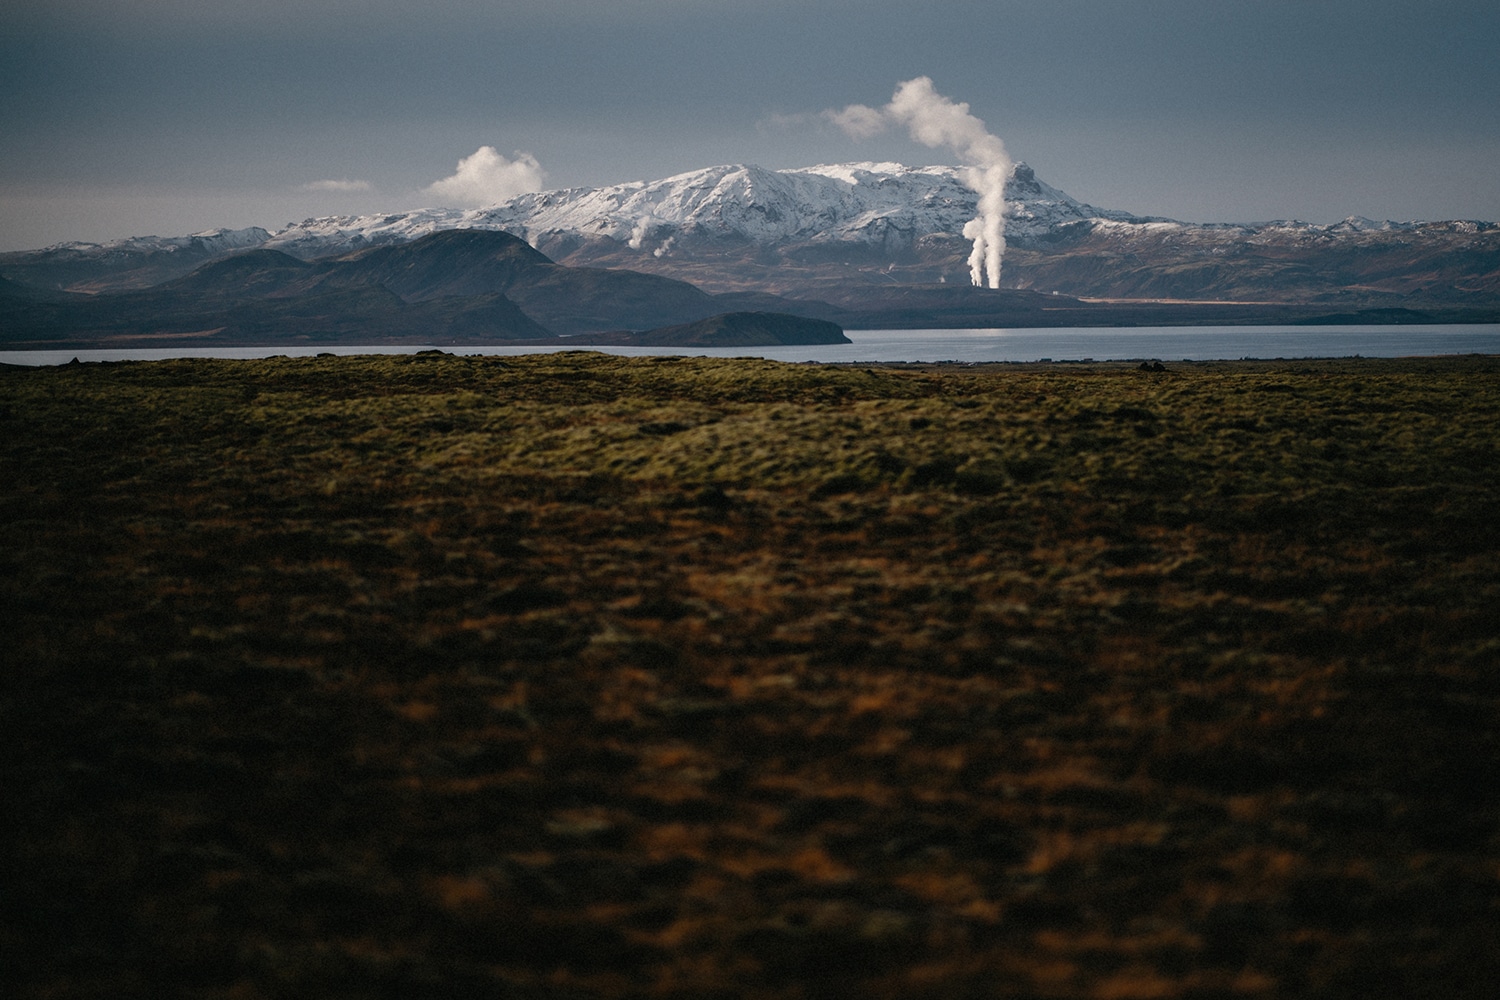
top-left (830, 77), bottom-right (1014, 288)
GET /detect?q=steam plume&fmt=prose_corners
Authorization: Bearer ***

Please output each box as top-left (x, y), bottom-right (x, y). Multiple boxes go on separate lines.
top-left (830, 77), bottom-right (1013, 288)
top-left (425, 147), bottom-right (546, 207)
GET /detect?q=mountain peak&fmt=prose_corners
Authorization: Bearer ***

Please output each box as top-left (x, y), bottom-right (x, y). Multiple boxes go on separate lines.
top-left (261, 160), bottom-right (1131, 262)
top-left (162, 248), bottom-right (311, 296)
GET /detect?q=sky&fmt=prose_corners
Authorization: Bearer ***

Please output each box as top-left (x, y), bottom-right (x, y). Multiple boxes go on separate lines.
top-left (3, 0), bottom-right (1499, 251)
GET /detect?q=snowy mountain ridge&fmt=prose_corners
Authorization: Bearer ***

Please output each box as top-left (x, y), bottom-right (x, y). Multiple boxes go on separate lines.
top-left (259, 161), bottom-right (1141, 260)
top-left (23, 162), bottom-right (1465, 264)
top-left (8, 161), bottom-right (1496, 305)
top-left (28, 226), bottom-right (274, 263)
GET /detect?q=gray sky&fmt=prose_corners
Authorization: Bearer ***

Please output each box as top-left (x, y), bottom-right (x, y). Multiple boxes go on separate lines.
top-left (3, 0), bottom-right (1498, 250)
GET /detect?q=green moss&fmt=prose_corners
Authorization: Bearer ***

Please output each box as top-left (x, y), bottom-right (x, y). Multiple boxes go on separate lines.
top-left (3, 352), bottom-right (1499, 999)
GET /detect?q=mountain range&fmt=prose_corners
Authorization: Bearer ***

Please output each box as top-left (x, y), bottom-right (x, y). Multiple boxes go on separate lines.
top-left (0, 163), bottom-right (1126, 293)
top-left (2, 161), bottom-right (1498, 348)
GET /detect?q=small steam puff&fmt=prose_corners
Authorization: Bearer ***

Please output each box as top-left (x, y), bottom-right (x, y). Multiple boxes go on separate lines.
top-left (426, 147), bottom-right (546, 207)
top-left (629, 215), bottom-right (676, 257)
top-left (628, 215), bottom-right (656, 251)
top-left (830, 77), bottom-right (1013, 288)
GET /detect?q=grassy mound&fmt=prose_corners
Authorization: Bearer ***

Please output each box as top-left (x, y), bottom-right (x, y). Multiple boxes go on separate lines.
top-left (3, 352), bottom-right (1498, 999)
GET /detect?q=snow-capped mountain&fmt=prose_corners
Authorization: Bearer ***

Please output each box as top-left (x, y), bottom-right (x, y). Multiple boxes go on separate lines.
top-left (54, 226), bottom-right (274, 259)
top-left (3, 161), bottom-right (1496, 304)
top-left (253, 161), bottom-right (1133, 261)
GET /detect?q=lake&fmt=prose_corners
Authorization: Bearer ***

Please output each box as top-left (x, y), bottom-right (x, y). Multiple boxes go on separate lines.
top-left (4, 324), bottom-right (1499, 366)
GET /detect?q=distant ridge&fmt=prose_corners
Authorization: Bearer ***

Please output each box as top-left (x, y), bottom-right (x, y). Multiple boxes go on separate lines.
top-left (2, 161), bottom-right (1497, 307)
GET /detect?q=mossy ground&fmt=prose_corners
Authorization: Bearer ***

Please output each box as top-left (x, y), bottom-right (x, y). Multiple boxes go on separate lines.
top-left (3, 351), bottom-right (1498, 999)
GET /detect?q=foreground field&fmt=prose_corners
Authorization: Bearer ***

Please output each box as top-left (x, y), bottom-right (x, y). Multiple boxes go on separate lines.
top-left (3, 352), bottom-right (1498, 999)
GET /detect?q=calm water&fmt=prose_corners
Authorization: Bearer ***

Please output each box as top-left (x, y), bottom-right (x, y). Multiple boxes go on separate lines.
top-left (4, 325), bottom-right (1499, 367)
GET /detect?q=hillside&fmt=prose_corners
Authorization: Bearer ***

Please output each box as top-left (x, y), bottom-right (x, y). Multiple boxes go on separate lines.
top-left (320, 229), bottom-right (723, 335)
top-left (0, 230), bottom-right (848, 349)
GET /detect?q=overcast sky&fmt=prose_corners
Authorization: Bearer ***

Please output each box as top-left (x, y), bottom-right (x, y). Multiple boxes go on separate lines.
top-left (3, 0), bottom-right (1498, 250)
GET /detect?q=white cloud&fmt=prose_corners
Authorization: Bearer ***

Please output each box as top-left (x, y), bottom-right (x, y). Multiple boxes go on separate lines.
top-left (425, 146), bottom-right (547, 207)
top-left (300, 178), bottom-right (373, 193)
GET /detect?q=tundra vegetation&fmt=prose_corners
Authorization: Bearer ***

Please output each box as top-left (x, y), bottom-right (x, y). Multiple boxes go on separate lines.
top-left (3, 352), bottom-right (1498, 999)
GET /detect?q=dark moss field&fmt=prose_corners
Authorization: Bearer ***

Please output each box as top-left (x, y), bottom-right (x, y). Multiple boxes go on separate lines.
top-left (3, 351), bottom-right (1499, 999)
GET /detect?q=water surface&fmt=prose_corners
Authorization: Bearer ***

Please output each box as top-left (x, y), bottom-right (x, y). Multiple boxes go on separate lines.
top-left (5, 324), bottom-right (1498, 366)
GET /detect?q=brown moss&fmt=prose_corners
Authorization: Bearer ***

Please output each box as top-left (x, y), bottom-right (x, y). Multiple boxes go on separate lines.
top-left (2, 352), bottom-right (1499, 999)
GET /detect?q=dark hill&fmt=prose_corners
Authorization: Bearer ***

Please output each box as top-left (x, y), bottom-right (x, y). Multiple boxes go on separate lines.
top-left (3, 229), bottom-right (784, 347)
top-left (0, 241), bottom-right (556, 348)
top-left (162, 248), bottom-right (313, 298)
top-left (324, 228), bottom-right (556, 299)
top-left (323, 229), bottom-right (724, 335)
top-left (400, 293), bottom-right (554, 342)
top-left (0, 274), bottom-right (36, 300)
top-left (0, 273), bottom-right (77, 303)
